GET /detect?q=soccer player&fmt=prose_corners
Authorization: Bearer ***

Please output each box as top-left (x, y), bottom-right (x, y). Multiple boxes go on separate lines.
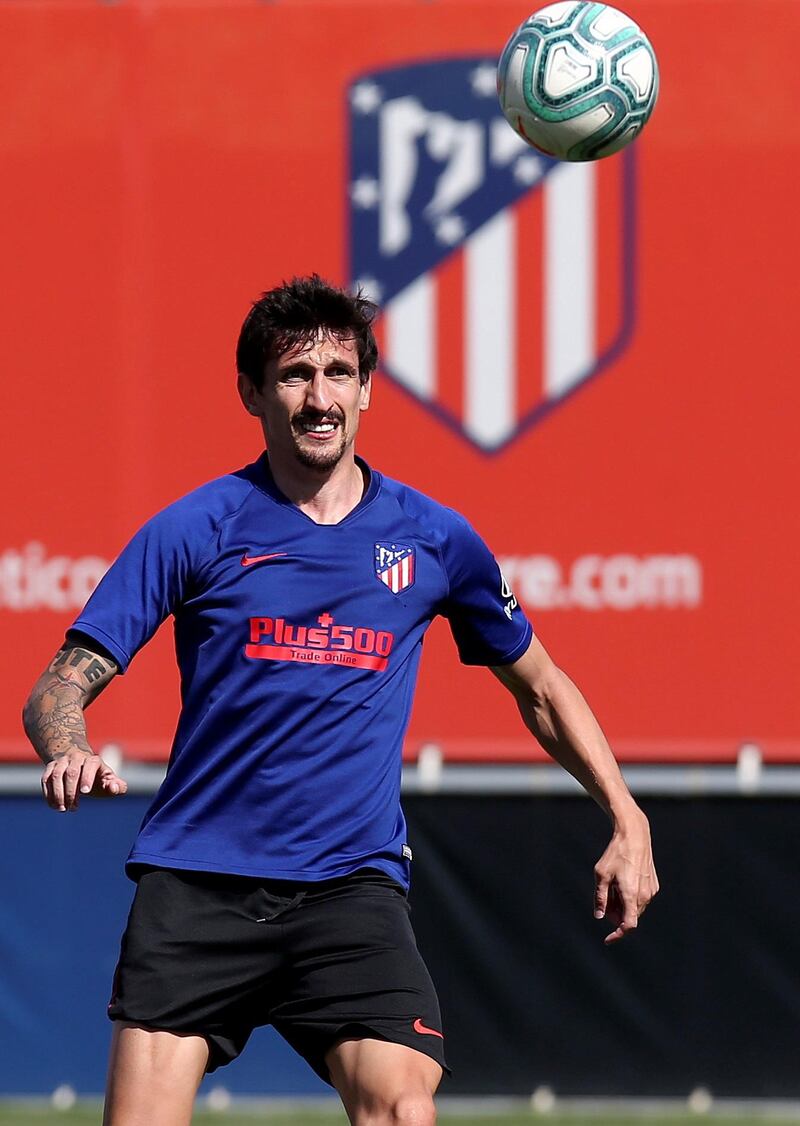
top-left (24, 276), bottom-right (658, 1126)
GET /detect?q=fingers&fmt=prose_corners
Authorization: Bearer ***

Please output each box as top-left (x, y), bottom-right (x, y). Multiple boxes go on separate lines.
top-left (594, 820), bottom-right (659, 944)
top-left (603, 883), bottom-right (639, 945)
top-left (594, 862), bottom-right (630, 923)
top-left (600, 875), bottom-right (659, 944)
top-left (42, 752), bottom-right (85, 811)
top-left (97, 763), bottom-right (128, 798)
top-left (41, 752), bottom-right (127, 811)
top-left (41, 759), bottom-right (62, 810)
top-left (594, 864), bottom-right (610, 921)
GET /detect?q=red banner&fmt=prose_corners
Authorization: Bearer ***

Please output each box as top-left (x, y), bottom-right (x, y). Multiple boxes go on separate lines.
top-left (2, 1), bottom-right (798, 763)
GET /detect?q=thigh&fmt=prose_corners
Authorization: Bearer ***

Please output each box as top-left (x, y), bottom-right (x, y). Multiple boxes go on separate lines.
top-left (327, 1037), bottom-right (442, 1126)
top-left (103, 1022), bottom-right (208, 1126)
top-left (272, 877), bottom-right (449, 1084)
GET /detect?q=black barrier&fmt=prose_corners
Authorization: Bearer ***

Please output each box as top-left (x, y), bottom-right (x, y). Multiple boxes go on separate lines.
top-left (404, 794), bottom-right (795, 1097)
top-left (0, 793), bottom-right (795, 1096)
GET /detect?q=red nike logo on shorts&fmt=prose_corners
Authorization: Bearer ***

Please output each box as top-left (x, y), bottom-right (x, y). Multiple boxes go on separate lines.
top-left (241, 552), bottom-right (287, 567)
top-left (413, 1018), bottom-right (443, 1039)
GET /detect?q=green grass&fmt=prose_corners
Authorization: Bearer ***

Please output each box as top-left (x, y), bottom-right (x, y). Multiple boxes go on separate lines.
top-left (1, 1107), bottom-right (799, 1126)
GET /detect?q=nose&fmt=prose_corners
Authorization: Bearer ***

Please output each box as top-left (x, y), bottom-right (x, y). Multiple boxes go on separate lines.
top-left (304, 371), bottom-right (334, 412)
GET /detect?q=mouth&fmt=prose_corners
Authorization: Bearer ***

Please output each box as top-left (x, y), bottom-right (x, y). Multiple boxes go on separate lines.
top-left (294, 416), bottom-right (343, 441)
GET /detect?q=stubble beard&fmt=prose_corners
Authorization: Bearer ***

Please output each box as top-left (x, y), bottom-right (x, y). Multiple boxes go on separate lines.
top-left (291, 419), bottom-right (348, 472)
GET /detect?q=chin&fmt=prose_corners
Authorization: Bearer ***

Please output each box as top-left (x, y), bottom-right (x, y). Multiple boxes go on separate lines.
top-left (294, 438), bottom-right (347, 471)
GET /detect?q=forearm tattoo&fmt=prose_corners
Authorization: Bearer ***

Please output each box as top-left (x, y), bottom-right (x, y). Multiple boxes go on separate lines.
top-left (24, 647), bottom-right (116, 764)
top-left (51, 646), bottom-right (109, 684)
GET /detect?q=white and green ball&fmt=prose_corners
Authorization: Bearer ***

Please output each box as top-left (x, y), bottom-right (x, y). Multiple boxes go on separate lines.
top-left (497, 1), bottom-right (659, 162)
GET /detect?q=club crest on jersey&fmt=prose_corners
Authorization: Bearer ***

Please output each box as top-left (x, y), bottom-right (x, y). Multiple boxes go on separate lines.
top-left (375, 542), bottom-right (415, 594)
top-left (348, 59), bottom-right (635, 453)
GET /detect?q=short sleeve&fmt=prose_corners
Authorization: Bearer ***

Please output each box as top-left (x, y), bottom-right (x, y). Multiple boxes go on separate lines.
top-left (439, 513), bottom-right (533, 666)
top-left (70, 506), bottom-right (200, 673)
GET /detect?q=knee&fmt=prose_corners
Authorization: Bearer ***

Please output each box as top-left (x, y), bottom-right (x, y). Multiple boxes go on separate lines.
top-left (353, 1092), bottom-right (436, 1126)
top-left (389, 1092), bottom-right (436, 1126)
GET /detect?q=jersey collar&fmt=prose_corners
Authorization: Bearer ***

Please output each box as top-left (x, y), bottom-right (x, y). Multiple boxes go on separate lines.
top-left (253, 450), bottom-right (381, 526)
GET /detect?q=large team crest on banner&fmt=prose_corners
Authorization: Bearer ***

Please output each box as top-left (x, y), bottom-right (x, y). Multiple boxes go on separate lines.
top-left (348, 59), bottom-right (635, 453)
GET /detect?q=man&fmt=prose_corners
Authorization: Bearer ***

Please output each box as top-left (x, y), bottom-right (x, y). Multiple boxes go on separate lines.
top-left (24, 276), bottom-right (658, 1126)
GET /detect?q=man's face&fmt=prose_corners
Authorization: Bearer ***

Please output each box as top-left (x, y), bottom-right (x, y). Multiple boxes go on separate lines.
top-left (239, 333), bottom-right (371, 471)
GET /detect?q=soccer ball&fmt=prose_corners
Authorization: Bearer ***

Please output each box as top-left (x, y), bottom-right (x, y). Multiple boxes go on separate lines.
top-left (497, 1), bottom-right (659, 162)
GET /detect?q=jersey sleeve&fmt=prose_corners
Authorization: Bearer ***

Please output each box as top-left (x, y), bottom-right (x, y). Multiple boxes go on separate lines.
top-left (70, 504), bottom-right (204, 673)
top-left (439, 512), bottom-right (533, 666)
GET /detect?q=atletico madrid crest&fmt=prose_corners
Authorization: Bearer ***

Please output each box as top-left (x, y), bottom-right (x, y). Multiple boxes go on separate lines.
top-left (348, 59), bottom-right (635, 453)
top-left (375, 542), bottom-right (415, 594)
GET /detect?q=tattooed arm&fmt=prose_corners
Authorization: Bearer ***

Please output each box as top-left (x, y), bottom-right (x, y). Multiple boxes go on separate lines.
top-left (23, 641), bottom-right (127, 812)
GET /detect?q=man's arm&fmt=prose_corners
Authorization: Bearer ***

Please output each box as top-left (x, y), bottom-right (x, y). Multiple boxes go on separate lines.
top-left (491, 635), bottom-right (658, 945)
top-left (23, 640), bottom-right (127, 812)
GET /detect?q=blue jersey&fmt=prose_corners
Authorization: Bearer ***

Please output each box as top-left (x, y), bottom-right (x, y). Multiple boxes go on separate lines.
top-left (73, 454), bottom-right (532, 888)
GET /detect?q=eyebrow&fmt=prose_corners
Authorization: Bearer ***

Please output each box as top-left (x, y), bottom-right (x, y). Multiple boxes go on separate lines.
top-left (278, 359), bottom-right (358, 375)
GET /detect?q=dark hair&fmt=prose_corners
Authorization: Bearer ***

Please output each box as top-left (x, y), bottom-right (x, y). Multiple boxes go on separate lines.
top-left (236, 275), bottom-right (379, 388)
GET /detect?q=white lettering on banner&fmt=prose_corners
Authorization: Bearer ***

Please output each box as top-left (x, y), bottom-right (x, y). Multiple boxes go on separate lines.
top-left (0, 543), bottom-right (109, 611)
top-left (499, 554), bottom-right (703, 611)
top-left (0, 544), bottom-right (701, 614)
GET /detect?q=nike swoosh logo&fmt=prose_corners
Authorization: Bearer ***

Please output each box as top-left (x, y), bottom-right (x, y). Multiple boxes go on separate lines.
top-left (413, 1018), bottom-right (443, 1039)
top-left (241, 552), bottom-right (288, 567)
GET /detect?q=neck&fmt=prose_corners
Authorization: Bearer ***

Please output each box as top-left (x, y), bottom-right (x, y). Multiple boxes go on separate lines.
top-left (267, 449), bottom-right (366, 525)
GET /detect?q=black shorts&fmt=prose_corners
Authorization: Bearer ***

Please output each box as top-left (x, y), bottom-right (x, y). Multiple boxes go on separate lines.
top-left (108, 866), bottom-right (448, 1084)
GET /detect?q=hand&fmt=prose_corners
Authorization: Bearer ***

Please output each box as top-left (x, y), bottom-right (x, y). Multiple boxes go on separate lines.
top-left (41, 749), bottom-right (128, 812)
top-left (594, 811), bottom-right (659, 945)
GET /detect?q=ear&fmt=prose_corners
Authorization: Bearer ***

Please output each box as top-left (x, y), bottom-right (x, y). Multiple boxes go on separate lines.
top-left (237, 372), bottom-right (262, 416)
top-left (358, 374), bottom-right (372, 412)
